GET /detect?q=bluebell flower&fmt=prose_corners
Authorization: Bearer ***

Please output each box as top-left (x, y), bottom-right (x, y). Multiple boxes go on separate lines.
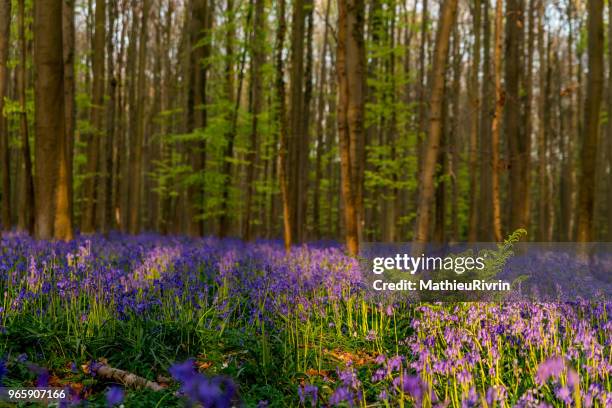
top-left (106, 386), bottom-right (124, 406)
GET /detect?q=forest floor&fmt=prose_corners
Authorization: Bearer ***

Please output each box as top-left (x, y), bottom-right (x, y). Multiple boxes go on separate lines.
top-left (0, 234), bottom-right (610, 407)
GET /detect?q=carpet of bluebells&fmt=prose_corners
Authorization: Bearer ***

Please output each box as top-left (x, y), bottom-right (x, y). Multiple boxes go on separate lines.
top-left (0, 234), bottom-right (610, 407)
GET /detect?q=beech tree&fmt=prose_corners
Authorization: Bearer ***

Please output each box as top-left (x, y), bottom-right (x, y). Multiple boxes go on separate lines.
top-left (337, 0), bottom-right (366, 255)
top-left (33, 0), bottom-right (73, 240)
top-left (413, 0), bottom-right (458, 246)
top-left (577, 0), bottom-right (603, 242)
top-left (0, 0), bottom-right (10, 230)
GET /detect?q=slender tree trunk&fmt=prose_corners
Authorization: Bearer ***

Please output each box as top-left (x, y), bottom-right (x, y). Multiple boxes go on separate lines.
top-left (185, 0), bottom-right (211, 237)
top-left (17, 0), bottom-right (35, 235)
top-left (449, 27), bottom-right (461, 242)
top-left (288, 0), bottom-right (305, 242)
top-left (536, 1), bottom-right (549, 241)
top-left (122, 2), bottom-right (138, 232)
top-left (577, 0), bottom-right (603, 242)
top-left (300, 0), bottom-right (314, 240)
top-left (62, 0), bottom-right (75, 238)
top-left (103, 0), bottom-right (117, 233)
top-left (128, 0), bottom-right (150, 234)
top-left (219, 0), bottom-right (248, 237)
top-left (243, 0), bottom-right (265, 241)
top-left (479, 0), bottom-right (494, 241)
top-left (467, 0), bottom-right (481, 242)
top-left (275, 0), bottom-right (291, 250)
top-left (559, 0), bottom-right (576, 241)
top-left (524, 0), bottom-right (535, 235)
top-left (505, 0), bottom-right (528, 232)
top-left (313, 0), bottom-right (331, 240)
top-left (337, 0), bottom-right (366, 255)
top-left (416, 0), bottom-right (428, 177)
top-left (491, 0), bottom-right (503, 241)
top-left (82, 0), bottom-right (106, 233)
top-left (0, 0), bottom-right (11, 230)
top-left (607, 0), bottom-right (612, 241)
top-left (413, 0), bottom-right (458, 247)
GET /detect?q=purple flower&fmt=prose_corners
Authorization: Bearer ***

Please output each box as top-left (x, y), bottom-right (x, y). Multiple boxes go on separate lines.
top-left (298, 383), bottom-right (318, 407)
top-left (555, 386), bottom-right (572, 404)
top-left (170, 359), bottom-right (236, 408)
top-left (567, 369), bottom-right (579, 389)
top-left (0, 359), bottom-right (6, 386)
top-left (393, 374), bottom-right (424, 401)
top-left (461, 387), bottom-right (478, 408)
top-left (329, 386), bottom-right (350, 406)
top-left (535, 356), bottom-right (565, 385)
top-left (387, 355), bottom-right (402, 373)
top-left (106, 386), bottom-right (124, 406)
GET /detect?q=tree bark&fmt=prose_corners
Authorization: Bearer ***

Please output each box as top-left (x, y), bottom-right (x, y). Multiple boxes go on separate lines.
top-left (34, 0), bottom-right (72, 240)
top-left (128, 0), bottom-right (150, 234)
top-left (82, 0), bottom-right (106, 233)
top-left (607, 0), bottom-right (612, 241)
top-left (17, 0), bottom-right (35, 235)
top-left (337, 0), bottom-right (366, 255)
top-left (243, 0), bottom-right (265, 241)
top-left (288, 0), bottom-right (306, 242)
top-left (185, 0), bottom-right (211, 237)
top-left (0, 0), bottom-right (11, 230)
top-left (62, 0), bottom-right (75, 238)
top-left (536, 0), bottom-right (550, 241)
top-left (491, 0), bottom-right (503, 241)
top-left (478, 0), bottom-right (494, 241)
top-left (275, 0), bottom-right (292, 251)
top-left (467, 0), bottom-right (481, 242)
top-left (576, 0), bottom-right (603, 242)
top-left (313, 0), bottom-right (331, 240)
top-left (413, 0), bottom-right (458, 247)
top-left (102, 0), bottom-right (116, 233)
top-left (505, 0), bottom-right (528, 232)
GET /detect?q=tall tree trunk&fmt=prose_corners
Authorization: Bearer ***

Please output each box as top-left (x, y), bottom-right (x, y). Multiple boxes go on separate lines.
top-left (607, 0), bottom-right (612, 241)
top-left (0, 0), bottom-right (11, 230)
top-left (577, 0), bottom-right (603, 242)
top-left (313, 0), bottom-right (331, 240)
top-left (490, 0), bottom-right (503, 241)
top-left (243, 0), bottom-right (265, 241)
top-left (34, 0), bottom-right (72, 240)
top-left (82, 0), bottom-right (106, 233)
top-left (416, 0), bottom-right (428, 178)
top-left (413, 0), bottom-right (458, 246)
top-left (185, 0), bottom-right (211, 237)
top-left (300, 0), bottom-right (314, 240)
top-left (449, 27), bottom-right (461, 242)
top-left (337, 0), bottom-right (366, 255)
top-left (288, 0), bottom-right (306, 242)
top-left (275, 0), bottom-right (292, 250)
top-left (536, 0), bottom-right (549, 241)
top-left (505, 0), bottom-right (528, 232)
top-left (467, 0), bottom-right (481, 242)
top-left (218, 0), bottom-right (235, 238)
top-left (524, 0), bottom-right (535, 235)
top-left (218, 0), bottom-right (248, 237)
top-left (17, 0), bottom-right (35, 235)
top-left (122, 1), bottom-right (139, 232)
top-left (63, 0), bottom-right (75, 238)
top-left (559, 0), bottom-right (576, 241)
top-left (103, 0), bottom-right (116, 233)
top-left (478, 0), bottom-right (494, 241)
top-left (128, 0), bottom-right (150, 234)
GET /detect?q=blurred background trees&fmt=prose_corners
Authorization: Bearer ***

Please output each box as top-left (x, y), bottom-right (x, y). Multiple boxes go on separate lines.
top-left (0, 0), bottom-right (610, 250)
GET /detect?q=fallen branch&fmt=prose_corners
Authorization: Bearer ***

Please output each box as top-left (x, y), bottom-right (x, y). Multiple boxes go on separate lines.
top-left (90, 362), bottom-right (164, 391)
